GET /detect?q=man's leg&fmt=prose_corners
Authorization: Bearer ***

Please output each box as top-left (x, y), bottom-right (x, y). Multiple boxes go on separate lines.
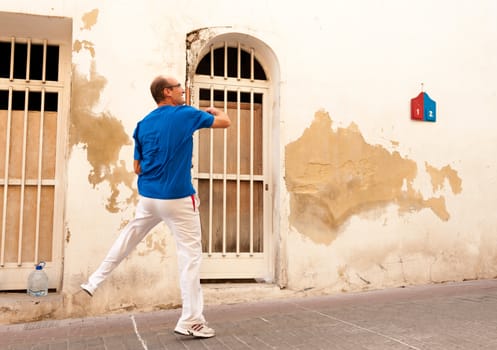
top-left (161, 195), bottom-right (210, 335)
top-left (82, 197), bottom-right (161, 294)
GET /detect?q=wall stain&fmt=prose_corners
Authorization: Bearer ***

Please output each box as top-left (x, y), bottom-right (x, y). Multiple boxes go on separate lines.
top-left (65, 228), bottom-right (71, 243)
top-left (137, 233), bottom-right (167, 259)
top-left (425, 162), bottom-right (462, 194)
top-left (80, 9), bottom-right (99, 31)
top-left (73, 40), bottom-right (96, 58)
top-left (285, 110), bottom-right (462, 245)
top-left (70, 62), bottom-right (137, 213)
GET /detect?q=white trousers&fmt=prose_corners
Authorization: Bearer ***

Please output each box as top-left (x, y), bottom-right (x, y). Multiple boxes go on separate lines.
top-left (87, 195), bottom-right (205, 328)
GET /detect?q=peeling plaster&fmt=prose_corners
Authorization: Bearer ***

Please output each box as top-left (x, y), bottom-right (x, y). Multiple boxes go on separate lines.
top-left (425, 162), bottom-right (462, 194)
top-left (73, 40), bottom-right (96, 58)
top-left (80, 9), bottom-right (99, 31)
top-left (185, 28), bottom-right (213, 84)
top-left (137, 233), bottom-right (167, 259)
top-left (70, 62), bottom-right (137, 213)
top-left (285, 110), bottom-right (462, 245)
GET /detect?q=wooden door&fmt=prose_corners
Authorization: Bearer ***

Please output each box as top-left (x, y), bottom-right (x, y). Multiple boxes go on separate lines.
top-left (194, 86), bottom-right (269, 279)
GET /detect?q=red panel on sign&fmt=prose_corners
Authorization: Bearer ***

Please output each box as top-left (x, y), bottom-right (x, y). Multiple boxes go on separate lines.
top-left (410, 92), bottom-right (424, 120)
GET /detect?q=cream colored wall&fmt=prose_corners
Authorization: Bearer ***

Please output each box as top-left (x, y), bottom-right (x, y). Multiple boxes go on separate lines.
top-left (281, 1), bottom-right (497, 293)
top-left (1, 0), bottom-right (496, 322)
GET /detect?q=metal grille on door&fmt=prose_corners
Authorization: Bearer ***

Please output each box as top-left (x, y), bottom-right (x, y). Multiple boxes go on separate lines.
top-left (0, 37), bottom-right (62, 290)
top-left (192, 42), bottom-right (271, 279)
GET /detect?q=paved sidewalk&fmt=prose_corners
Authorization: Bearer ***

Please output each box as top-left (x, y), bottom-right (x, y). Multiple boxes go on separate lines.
top-left (1, 279), bottom-right (497, 349)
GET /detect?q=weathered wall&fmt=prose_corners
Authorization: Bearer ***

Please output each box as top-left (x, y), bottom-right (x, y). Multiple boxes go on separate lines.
top-left (279, 1), bottom-right (497, 293)
top-left (1, 0), bottom-right (496, 322)
top-left (286, 110), bottom-right (460, 245)
top-left (285, 110), bottom-right (471, 292)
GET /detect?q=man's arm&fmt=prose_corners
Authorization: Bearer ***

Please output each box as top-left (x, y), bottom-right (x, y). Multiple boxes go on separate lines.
top-left (205, 107), bottom-right (231, 128)
top-left (133, 159), bottom-right (141, 175)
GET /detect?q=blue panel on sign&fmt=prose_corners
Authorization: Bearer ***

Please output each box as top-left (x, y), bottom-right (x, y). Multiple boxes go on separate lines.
top-left (423, 93), bottom-right (436, 122)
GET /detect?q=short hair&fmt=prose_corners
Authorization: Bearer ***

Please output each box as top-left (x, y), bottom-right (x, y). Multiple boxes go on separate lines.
top-left (150, 76), bottom-right (171, 104)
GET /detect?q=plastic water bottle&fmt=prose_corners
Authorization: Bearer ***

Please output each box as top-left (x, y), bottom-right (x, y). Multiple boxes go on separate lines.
top-left (27, 261), bottom-right (48, 297)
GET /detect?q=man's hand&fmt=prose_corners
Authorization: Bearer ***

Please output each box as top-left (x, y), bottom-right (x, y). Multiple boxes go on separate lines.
top-left (206, 107), bottom-right (231, 128)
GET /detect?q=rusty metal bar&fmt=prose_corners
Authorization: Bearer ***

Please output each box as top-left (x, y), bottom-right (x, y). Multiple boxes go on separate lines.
top-left (34, 89), bottom-right (46, 264)
top-left (26, 39), bottom-right (31, 82)
top-left (210, 45), bottom-right (214, 79)
top-left (208, 85), bottom-right (214, 256)
top-left (237, 43), bottom-right (241, 81)
top-left (9, 37), bottom-right (15, 81)
top-left (236, 88), bottom-right (241, 256)
top-left (222, 87), bottom-right (228, 256)
top-left (0, 88), bottom-right (14, 267)
top-left (249, 90), bottom-right (254, 255)
top-left (250, 48), bottom-right (255, 82)
top-left (224, 41), bottom-right (227, 80)
top-left (42, 40), bottom-right (47, 83)
top-left (17, 88), bottom-right (30, 266)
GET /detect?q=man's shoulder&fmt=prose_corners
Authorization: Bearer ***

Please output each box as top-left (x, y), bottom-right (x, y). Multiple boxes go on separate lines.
top-left (138, 107), bottom-right (166, 123)
top-left (146, 105), bottom-right (199, 117)
top-left (175, 105), bottom-right (202, 113)
top-left (137, 105), bottom-right (209, 125)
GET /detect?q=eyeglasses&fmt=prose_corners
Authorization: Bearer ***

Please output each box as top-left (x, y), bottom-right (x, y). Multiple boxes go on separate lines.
top-left (164, 83), bottom-right (181, 89)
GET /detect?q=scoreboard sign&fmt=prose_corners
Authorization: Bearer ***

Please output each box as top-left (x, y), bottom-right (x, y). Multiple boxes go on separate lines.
top-left (411, 91), bottom-right (436, 122)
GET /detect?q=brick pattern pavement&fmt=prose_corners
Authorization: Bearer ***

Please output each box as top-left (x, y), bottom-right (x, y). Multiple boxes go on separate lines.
top-left (1, 279), bottom-right (497, 349)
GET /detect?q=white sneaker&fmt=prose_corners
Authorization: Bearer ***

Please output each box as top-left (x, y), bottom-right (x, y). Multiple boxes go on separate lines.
top-left (174, 323), bottom-right (216, 338)
top-left (80, 283), bottom-right (96, 297)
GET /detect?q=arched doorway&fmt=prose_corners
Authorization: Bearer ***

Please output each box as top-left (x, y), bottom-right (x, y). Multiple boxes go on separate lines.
top-left (189, 36), bottom-right (276, 281)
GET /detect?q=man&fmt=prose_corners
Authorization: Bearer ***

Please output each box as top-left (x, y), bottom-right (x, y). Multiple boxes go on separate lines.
top-left (81, 75), bottom-right (231, 338)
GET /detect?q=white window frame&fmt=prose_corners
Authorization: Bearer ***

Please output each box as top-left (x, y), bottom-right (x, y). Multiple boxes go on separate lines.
top-left (0, 11), bottom-right (72, 291)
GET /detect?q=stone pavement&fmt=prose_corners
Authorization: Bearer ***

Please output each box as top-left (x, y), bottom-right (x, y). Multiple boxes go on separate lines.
top-left (1, 279), bottom-right (497, 350)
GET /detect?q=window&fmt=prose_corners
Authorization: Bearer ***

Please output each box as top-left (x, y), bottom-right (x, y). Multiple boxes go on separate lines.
top-left (0, 11), bottom-right (72, 291)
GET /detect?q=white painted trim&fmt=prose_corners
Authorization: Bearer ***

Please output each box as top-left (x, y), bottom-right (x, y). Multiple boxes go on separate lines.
top-left (0, 12), bottom-right (72, 291)
top-left (187, 29), bottom-right (281, 284)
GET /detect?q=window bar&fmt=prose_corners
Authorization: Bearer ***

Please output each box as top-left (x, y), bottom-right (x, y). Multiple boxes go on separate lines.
top-left (223, 41), bottom-right (227, 80)
top-left (222, 88), bottom-right (228, 256)
top-left (34, 89), bottom-right (46, 264)
top-left (236, 89), bottom-right (241, 256)
top-left (249, 90), bottom-right (255, 255)
top-left (209, 45), bottom-right (214, 79)
top-left (237, 42), bottom-right (241, 81)
top-left (0, 88), bottom-right (14, 267)
top-left (9, 37), bottom-right (15, 81)
top-left (26, 39), bottom-right (31, 82)
top-left (42, 40), bottom-right (48, 83)
top-left (250, 48), bottom-right (255, 82)
top-left (17, 88), bottom-right (30, 266)
top-left (208, 86), bottom-right (214, 256)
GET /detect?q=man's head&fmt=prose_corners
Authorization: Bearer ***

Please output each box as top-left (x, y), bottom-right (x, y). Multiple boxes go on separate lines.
top-left (150, 75), bottom-right (185, 106)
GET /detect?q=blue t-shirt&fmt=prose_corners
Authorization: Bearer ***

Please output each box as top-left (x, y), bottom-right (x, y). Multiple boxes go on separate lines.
top-left (133, 105), bottom-right (214, 199)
